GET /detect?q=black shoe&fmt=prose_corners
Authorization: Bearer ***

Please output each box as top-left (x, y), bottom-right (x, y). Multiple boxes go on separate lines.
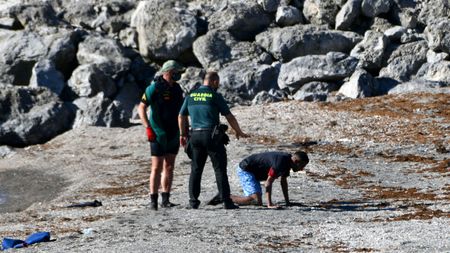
top-left (206, 194), bottom-right (222, 206)
top-left (160, 192), bottom-right (179, 208)
top-left (223, 201), bottom-right (239, 210)
top-left (150, 194), bottom-right (158, 211)
top-left (189, 200), bottom-right (200, 209)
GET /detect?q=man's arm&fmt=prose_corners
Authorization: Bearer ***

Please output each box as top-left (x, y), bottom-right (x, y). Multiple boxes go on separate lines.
top-left (178, 115), bottom-right (189, 147)
top-left (280, 176), bottom-right (290, 206)
top-left (225, 114), bottom-right (249, 139)
top-left (265, 176), bottom-right (278, 208)
top-left (138, 102), bottom-right (149, 128)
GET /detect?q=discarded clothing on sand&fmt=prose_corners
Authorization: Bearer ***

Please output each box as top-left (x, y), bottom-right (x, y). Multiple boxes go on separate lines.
top-left (66, 200), bottom-right (102, 208)
top-left (1, 232), bottom-right (50, 251)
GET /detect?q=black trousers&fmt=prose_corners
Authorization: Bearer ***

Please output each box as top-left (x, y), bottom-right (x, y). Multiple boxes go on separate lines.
top-left (189, 130), bottom-right (232, 205)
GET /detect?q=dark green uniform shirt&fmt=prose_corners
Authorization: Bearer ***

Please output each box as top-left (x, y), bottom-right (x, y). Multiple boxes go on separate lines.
top-left (179, 86), bottom-right (231, 128)
top-left (141, 77), bottom-right (183, 141)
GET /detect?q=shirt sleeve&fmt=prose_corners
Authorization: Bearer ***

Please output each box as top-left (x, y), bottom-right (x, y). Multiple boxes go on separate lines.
top-left (268, 167), bottom-right (277, 178)
top-left (141, 82), bottom-right (156, 105)
top-left (215, 93), bottom-right (231, 116)
top-left (179, 97), bottom-right (189, 116)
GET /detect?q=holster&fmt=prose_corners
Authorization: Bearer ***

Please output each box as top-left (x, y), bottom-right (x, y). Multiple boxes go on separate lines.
top-left (211, 124), bottom-right (229, 146)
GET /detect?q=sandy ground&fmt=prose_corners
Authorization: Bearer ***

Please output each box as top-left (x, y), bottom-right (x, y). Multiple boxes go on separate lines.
top-left (0, 90), bottom-right (449, 252)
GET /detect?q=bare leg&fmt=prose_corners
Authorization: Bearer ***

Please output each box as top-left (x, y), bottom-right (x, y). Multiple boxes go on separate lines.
top-left (161, 154), bottom-right (176, 193)
top-left (150, 156), bottom-right (164, 194)
top-left (230, 193), bottom-right (262, 206)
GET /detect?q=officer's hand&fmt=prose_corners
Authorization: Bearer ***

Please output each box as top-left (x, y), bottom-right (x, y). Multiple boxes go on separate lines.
top-left (180, 136), bottom-right (188, 147)
top-left (235, 131), bottom-right (250, 139)
top-left (146, 127), bottom-right (156, 142)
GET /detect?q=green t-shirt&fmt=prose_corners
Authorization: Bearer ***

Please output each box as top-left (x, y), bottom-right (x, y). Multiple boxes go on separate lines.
top-left (179, 86), bottom-right (231, 128)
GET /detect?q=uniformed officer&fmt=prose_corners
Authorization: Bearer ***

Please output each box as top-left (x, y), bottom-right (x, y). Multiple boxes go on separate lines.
top-left (138, 60), bottom-right (184, 210)
top-left (178, 71), bottom-right (249, 209)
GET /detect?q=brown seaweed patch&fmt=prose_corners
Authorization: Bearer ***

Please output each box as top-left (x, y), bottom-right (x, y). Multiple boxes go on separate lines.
top-left (388, 204), bottom-right (450, 221)
top-left (376, 152), bottom-right (436, 164)
top-left (365, 186), bottom-right (437, 201)
top-left (418, 159), bottom-right (450, 174)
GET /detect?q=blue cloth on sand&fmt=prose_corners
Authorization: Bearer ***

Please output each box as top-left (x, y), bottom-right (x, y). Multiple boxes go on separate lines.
top-left (2, 232), bottom-right (50, 251)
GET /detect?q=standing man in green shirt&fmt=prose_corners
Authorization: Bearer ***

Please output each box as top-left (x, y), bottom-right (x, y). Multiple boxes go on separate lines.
top-left (178, 71), bottom-right (249, 209)
top-left (138, 60), bottom-right (185, 210)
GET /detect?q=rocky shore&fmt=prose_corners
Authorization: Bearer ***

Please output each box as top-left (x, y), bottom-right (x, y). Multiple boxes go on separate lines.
top-left (1, 90), bottom-right (449, 252)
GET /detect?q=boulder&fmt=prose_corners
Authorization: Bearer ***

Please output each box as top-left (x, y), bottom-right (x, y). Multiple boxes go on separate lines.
top-left (388, 79), bottom-right (448, 94)
top-left (418, 0), bottom-right (450, 26)
top-left (293, 81), bottom-right (339, 101)
top-left (0, 30), bottom-right (47, 85)
top-left (424, 19), bottom-right (450, 54)
top-left (278, 52), bottom-right (358, 91)
top-left (426, 50), bottom-right (449, 64)
top-left (258, 0), bottom-right (281, 13)
top-left (275, 6), bottom-right (303, 27)
top-left (29, 59), bottom-right (66, 96)
top-left (335, 0), bottom-right (362, 30)
top-left (111, 80), bottom-right (142, 124)
top-left (361, 0), bottom-right (392, 17)
top-left (350, 30), bottom-right (389, 70)
top-left (76, 34), bottom-right (131, 79)
top-left (193, 30), bottom-right (272, 70)
top-left (256, 24), bottom-right (362, 62)
top-left (178, 67), bottom-right (205, 94)
top-left (7, 2), bottom-right (63, 28)
top-left (218, 61), bottom-right (279, 99)
top-left (119, 27), bottom-right (138, 49)
top-left (131, 0), bottom-right (197, 60)
top-left (72, 92), bottom-right (130, 128)
top-left (0, 86), bottom-right (74, 147)
top-left (68, 64), bottom-right (117, 98)
top-left (383, 26), bottom-right (406, 42)
top-left (415, 61), bottom-right (450, 84)
top-left (338, 69), bottom-right (376, 98)
top-left (302, 0), bottom-right (340, 27)
top-left (379, 41), bottom-right (428, 82)
top-left (0, 17), bottom-right (22, 30)
top-left (208, 2), bottom-right (271, 41)
top-left (252, 89), bottom-right (288, 105)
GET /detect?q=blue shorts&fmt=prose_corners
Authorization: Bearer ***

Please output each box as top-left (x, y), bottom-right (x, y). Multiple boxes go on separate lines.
top-left (237, 166), bottom-right (262, 196)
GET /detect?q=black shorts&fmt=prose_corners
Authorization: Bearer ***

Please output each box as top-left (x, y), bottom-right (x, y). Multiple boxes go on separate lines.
top-left (150, 135), bottom-right (180, 157)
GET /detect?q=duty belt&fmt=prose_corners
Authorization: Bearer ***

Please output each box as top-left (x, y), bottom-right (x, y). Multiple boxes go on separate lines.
top-left (191, 128), bottom-right (213, 131)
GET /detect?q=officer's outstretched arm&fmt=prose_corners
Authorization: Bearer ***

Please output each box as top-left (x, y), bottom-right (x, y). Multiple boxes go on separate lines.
top-left (225, 114), bottom-right (249, 139)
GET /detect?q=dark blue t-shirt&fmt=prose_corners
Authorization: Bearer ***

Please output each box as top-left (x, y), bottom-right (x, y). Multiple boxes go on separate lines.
top-left (239, 152), bottom-right (292, 181)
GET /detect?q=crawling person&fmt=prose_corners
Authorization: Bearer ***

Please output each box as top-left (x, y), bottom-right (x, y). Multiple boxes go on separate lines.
top-left (209, 151), bottom-right (309, 209)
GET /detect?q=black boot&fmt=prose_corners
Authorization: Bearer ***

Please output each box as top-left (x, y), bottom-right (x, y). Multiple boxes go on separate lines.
top-left (150, 193), bottom-right (158, 211)
top-left (161, 192), bottom-right (178, 208)
top-left (223, 200), bottom-right (239, 210)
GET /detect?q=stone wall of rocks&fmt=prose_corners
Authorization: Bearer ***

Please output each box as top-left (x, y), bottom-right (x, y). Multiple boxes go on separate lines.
top-left (0, 0), bottom-right (449, 146)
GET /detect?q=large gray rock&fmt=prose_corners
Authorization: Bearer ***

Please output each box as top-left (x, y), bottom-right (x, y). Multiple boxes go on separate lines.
top-left (275, 6), bottom-right (303, 27)
top-left (350, 30), bottom-right (389, 70)
top-left (131, 0), bottom-right (197, 60)
top-left (178, 67), bottom-right (205, 93)
top-left (208, 2), bottom-right (271, 41)
top-left (335, 0), bottom-right (362, 30)
top-left (418, 0), bottom-right (450, 26)
top-left (0, 30), bottom-right (47, 85)
top-left (361, 0), bottom-right (392, 17)
top-left (415, 61), bottom-right (450, 84)
top-left (29, 59), bottom-right (65, 95)
top-left (72, 92), bottom-right (130, 128)
top-left (388, 79), bottom-right (448, 94)
top-left (256, 25), bottom-right (362, 62)
top-left (424, 19), bottom-right (450, 54)
top-left (258, 0), bottom-right (281, 13)
top-left (302, 0), bottom-right (340, 27)
top-left (68, 64), bottom-right (117, 98)
top-left (293, 81), bottom-right (339, 101)
top-left (252, 89), bottom-right (288, 105)
top-left (379, 41), bottom-right (428, 82)
top-left (383, 26), bottom-right (406, 42)
top-left (427, 50), bottom-right (449, 64)
top-left (338, 69), bottom-right (376, 98)
top-left (0, 86), bottom-right (74, 147)
top-left (278, 52), bottom-right (358, 91)
top-left (218, 61), bottom-right (279, 99)
top-left (7, 2), bottom-right (63, 28)
top-left (111, 80), bottom-right (142, 124)
top-left (76, 34), bottom-right (131, 79)
top-left (193, 30), bottom-right (272, 70)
